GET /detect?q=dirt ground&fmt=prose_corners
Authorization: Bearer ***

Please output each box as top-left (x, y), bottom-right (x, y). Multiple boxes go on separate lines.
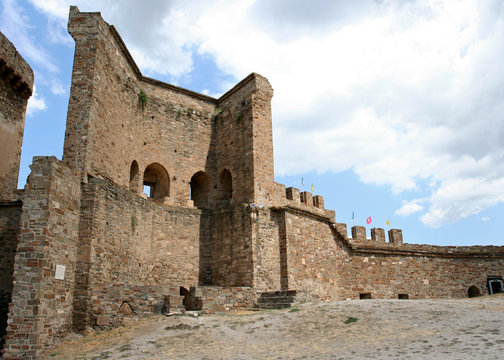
top-left (41, 294), bottom-right (504, 359)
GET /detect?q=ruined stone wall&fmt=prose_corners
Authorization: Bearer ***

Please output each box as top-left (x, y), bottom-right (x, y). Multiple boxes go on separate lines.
top-left (0, 32), bottom-right (33, 201)
top-left (73, 177), bottom-right (207, 329)
top-left (4, 157), bottom-right (80, 360)
top-left (64, 7), bottom-right (217, 206)
top-left (0, 201), bottom-right (21, 351)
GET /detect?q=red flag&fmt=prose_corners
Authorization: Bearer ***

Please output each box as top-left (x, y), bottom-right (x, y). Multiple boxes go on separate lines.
top-left (366, 216), bottom-right (372, 224)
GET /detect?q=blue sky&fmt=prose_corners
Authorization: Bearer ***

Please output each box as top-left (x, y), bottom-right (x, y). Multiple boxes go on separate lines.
top-left (2, 0), bottom-right (504, 246)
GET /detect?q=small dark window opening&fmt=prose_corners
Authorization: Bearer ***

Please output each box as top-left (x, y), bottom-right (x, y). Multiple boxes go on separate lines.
top-left (488, 277), bottom-right (504, 295)
top-left (398, 294), bottom-right (409, 300)
top-left (468, 286), bottom-right (481, 298)
top-left (359, 293), bottom-right (372, 300)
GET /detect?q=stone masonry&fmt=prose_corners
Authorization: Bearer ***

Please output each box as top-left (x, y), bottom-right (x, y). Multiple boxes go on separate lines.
top-left (0, 6), bottom-right (503, 359)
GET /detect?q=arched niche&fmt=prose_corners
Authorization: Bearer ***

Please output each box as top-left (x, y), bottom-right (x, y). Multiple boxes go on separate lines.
top-left (190, 171), bottom-right (211, 208)
top-left (129, 160), bottom-right (139, 191)
top-left (143, 162), bottom-right (170, 200)
top-left (218, 169), bottom-right (233, 205)
top-left (468, 285), bottom-right (481, 298)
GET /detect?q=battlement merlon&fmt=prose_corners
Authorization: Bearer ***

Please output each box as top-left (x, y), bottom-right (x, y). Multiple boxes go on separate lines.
top-left (0, 32), bottom-right (33, 98)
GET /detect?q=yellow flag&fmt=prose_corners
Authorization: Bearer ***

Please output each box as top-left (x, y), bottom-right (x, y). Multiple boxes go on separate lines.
top-left (311, 184), bottom-right (314, 193)
top-left (385, 220), bottom-right (390, 226)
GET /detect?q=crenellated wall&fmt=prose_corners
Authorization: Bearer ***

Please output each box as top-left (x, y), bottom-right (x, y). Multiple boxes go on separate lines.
top-left (251, 205), bottom-right (504, 301)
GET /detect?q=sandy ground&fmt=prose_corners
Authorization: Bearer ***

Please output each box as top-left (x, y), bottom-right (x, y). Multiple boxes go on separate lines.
top-left (41, 294), bottom-right (504, 359)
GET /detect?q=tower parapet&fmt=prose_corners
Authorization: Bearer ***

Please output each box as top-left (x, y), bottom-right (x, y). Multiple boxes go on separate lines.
top-left (0, 32), bottom-right (33, 201)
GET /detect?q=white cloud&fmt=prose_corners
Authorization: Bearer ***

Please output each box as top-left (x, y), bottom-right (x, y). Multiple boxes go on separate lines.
top-left (396, 200), bottom-right (425, 217)
top-left (26, 86), bottom-right (46, 116)
top-left (482, 216), bottom-right (490, 222)
top-left (18, 0), bottom-right (504, 229)
top-left (50, 80), bottom-right (65, 95)
top-left (0, 0), bottom-right (59, 72)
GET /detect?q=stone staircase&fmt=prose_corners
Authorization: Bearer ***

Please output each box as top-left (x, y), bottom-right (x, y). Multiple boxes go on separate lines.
top-left (254, 290), bottom-right (297, 309)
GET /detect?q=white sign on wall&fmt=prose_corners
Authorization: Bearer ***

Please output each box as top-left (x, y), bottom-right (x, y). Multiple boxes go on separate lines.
top-left (55, 265), bottom-right (66, 280)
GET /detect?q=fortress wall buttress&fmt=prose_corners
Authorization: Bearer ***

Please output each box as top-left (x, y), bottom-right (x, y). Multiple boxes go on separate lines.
top-left (64, 7), bottom-right (217, 206)
top-left (283, 211), bottom-right (343, 300)
top-left (210, 206), bottom-right (255, 287)
top-left (72, 177), bottom-right (205, 329)
top-left (4, 157), bottom-right (80, 360)
top-left (0, 32), bottom-right (33, 201)
top-left (251, 207), bottom-right (284, 292)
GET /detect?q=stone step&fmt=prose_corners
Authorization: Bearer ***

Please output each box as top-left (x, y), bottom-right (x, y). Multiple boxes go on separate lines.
top-left (253, 302), bottom-right (293, 309)
top-left (254, 290), bottom-right (297, 310)
top-left (256, 296), bottom-right (296, 304)
top-left (257, 290), bottom-right (297, 298)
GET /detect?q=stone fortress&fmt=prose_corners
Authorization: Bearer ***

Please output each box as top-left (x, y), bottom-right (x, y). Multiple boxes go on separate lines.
top-left (1, 6), bottom-right (503, 359)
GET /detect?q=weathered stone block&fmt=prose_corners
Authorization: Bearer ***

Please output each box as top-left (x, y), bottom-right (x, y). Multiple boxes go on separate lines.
top-left (96, 315), bottom-right (110, 326)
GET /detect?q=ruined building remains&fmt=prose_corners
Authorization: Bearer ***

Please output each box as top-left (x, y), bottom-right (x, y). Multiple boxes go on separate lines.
top-left (1, 7), bottom-right (503, 359)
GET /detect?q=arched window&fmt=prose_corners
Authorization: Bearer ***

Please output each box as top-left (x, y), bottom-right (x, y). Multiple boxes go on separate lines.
top-left (190, 171), bottom-right (211, 208)
top-left (143, 163), bottom-right (170, 200)
top-left (218, 169), bottom-right (232, 205)
top-left (468, 285), bottom-right (481, 298)
top-left (129, 160), bottom-right (139, 191)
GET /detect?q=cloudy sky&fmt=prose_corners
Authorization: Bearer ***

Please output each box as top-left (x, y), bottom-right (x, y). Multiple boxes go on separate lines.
top-left (2, 0), bottom-right (504, 246)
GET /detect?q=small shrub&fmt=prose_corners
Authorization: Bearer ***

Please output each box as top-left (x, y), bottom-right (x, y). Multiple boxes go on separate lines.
top-left (344, 316), bottom-right (358, 324)
top-left (235, 111), bottom-right (243, 123)
top-left (138, 89), bottom-right (147, 112)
